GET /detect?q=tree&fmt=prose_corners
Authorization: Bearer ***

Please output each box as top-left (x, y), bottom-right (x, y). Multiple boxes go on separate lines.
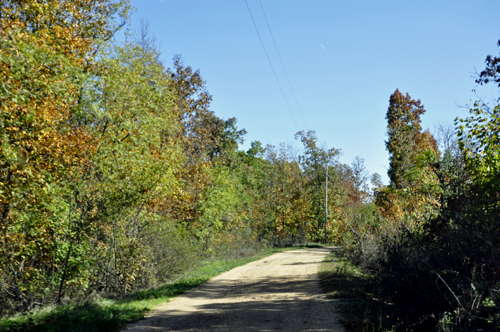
top-left (261, 143), bottom-right (308, 245)
top-left (385, 89), bottom-right (438, 188)
top-left (294, 130), bottom-right (344, 242)
top-left (456, 101), bottom-right (500, 199)
top-left (134, 18), bottom-right (164, 66)
top-left (476, 39), bottom-right (500, 87)
top-left (337, 157), bottom-right (371, 205)
top-left (161, 55), bottom-right (222, 230)
top-left (377, 90), bottom-right (440, 225)
top-left (70, 41), bottom-right (181, 296)
top-left (434, 122), bottom-right (461, 159)
top-left (0, 0), bottom-right (131, 313)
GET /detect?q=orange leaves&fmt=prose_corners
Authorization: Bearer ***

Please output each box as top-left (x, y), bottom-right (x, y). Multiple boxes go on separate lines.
top-left (0, 1), bottom-right (133, 313)
top-left (374, 90), bottom-right (442, 229)
top-left (0, 0), bottom-right (123, 189)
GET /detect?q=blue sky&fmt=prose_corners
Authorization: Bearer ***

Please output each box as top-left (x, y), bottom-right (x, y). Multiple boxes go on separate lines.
top-left (127, 0), bottom-right (500, 183)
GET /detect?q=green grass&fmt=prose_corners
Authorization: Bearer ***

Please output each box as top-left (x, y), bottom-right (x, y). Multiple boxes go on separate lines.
top-left (0, 246), bottom-right (309, 332)
top-left (319, 249), bottom-right (396, 332)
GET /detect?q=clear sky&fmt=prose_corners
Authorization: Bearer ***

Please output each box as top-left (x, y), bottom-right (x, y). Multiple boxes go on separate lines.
top-left (127, 0), bottom-right (500, 183)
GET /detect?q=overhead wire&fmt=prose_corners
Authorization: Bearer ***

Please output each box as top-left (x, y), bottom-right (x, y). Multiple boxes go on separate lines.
top-left (244, 0), bottom-right (299, 131)
top-left (258, 0), bottom-right (309, 130)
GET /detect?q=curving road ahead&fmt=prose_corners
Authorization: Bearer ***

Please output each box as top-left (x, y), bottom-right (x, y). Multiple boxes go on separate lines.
top-left (124, 247), bottom-right (344, 332)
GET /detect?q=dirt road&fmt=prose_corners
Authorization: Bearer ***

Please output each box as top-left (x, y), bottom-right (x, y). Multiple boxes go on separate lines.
top-left (124, 247), bottom-right (344, 332)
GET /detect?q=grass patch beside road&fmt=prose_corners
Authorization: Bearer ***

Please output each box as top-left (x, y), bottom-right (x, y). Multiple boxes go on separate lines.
top-left (319, 249), bottom-right (396, 332)
top-left (0, 246), bottom-right (307, 332)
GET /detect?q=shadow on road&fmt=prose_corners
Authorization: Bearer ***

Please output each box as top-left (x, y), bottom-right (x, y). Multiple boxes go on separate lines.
top-left (128, 247), bottom-right (343, 332)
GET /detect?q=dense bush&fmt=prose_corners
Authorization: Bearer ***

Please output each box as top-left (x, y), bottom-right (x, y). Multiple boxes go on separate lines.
top-left (342, 82), bottom-right (500, 330)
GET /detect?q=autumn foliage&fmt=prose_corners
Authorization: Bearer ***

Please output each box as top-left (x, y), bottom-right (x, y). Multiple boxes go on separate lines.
top-left (343, 81), bottom-right (500, 329)
top-left (0, 1), bottom-right (371, 316)
top-left (0, 0), bottom-right (130, 312)
top-left (5, 2), bottom-right (499, 330)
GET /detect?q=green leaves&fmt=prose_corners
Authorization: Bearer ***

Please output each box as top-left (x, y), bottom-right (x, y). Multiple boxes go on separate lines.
top-left (375, 90), bottom-right (441, 226)
top-left (457, 102), bottom-right (500, 195)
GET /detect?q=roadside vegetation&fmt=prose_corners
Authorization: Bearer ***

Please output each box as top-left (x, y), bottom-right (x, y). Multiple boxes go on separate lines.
top-left (0, 0), bottom-right (374, 322)
top-left (1, 1), bottom-right (500, 331)
top-left (319, 249), bottom-right (394, 332)
top-left (0, 246), bottom-right (305, 332)
top-left (328, 47), bottom-right (500, 330)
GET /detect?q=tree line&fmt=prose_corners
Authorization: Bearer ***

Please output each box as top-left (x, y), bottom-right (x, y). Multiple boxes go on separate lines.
top-left (3, 1), bottom-right (499, 330)
top-left (0, 0), bottom-right (375, 316)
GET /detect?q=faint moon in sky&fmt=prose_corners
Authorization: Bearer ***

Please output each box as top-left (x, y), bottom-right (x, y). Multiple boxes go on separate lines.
top-left (319, 44), bottom-right (325, 50)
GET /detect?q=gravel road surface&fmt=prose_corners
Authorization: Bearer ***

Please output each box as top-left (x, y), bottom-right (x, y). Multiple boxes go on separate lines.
top-left (124, 247), bottom-right (344, 332)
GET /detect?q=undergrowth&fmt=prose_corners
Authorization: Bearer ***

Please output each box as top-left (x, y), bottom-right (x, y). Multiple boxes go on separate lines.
top-left (319, 249), bottom-right (396, 332)
top-left (0, 246), bottom-right (306, 332)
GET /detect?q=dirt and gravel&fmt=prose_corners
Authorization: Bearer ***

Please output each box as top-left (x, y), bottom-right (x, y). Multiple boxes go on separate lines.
top-left (123, 247), bottom-right (344, 332)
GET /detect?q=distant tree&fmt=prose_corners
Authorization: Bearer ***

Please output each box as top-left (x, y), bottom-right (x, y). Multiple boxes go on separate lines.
top-left (377, 90), bottom-right (440, 225)
top-left (385, 89), bottom-right (438, 188)
top-left (207, 117), bottom-right (247, 162)
top-left (247, 141), bottom-right (265, 159)
top-left (370, 173), bottom-right (384, 190)
top-left (169, 54), bottom-right (219, 161)
top-left (134, 18), bottom-right (164, 65)
top-left (294, 130), bottom-right (345, 242)
top-left (434, 122), bottom-right (460, 158)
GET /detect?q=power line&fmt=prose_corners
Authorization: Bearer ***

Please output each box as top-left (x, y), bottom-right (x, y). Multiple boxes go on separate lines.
top-left (258, 0), bottom-right (309, 130)
top-left (244, 0), bottom-right (299, 131)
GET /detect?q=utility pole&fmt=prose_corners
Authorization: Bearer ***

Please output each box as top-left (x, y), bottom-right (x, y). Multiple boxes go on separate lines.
top-left (324, 165), bottom-right (328, 244)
